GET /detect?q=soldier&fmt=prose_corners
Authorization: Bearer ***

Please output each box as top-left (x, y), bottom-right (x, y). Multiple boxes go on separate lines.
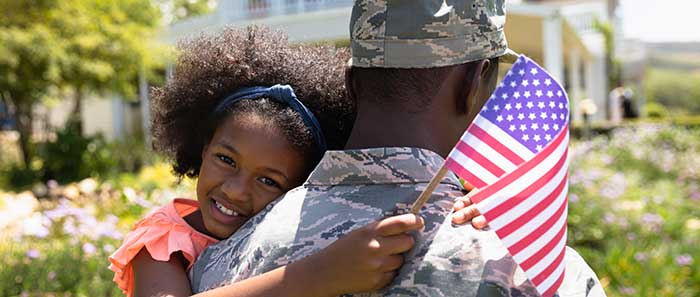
top-left (190, 1), bottom-right (606, 296)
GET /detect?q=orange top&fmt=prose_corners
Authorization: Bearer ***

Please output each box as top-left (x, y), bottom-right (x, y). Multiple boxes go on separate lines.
top-left (108, 198), bottom-right (219, 297)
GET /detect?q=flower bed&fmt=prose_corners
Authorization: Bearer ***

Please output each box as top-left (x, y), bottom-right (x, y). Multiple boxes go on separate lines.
top-left (1, 124), bottom-right (698, 296)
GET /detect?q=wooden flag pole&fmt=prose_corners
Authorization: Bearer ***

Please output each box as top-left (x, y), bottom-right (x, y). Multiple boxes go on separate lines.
top-left (411, 165), bottom-right (449, 214)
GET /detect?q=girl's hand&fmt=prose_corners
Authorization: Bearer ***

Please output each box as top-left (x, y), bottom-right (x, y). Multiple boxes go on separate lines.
top-left (451, 195), bottom-right (488, 229)
top-left (308, 213), bottom-right (424, 296)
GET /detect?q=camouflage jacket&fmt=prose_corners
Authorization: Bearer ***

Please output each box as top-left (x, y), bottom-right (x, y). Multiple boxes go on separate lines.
top-left (190, 147), bottom-right (605, 297)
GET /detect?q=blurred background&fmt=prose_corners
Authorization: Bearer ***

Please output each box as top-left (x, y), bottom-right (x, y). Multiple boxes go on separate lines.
top-left (0, 0), bottom-right (698, 296)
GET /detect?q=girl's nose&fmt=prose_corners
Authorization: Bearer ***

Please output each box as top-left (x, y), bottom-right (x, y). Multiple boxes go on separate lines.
top-left (220, 174), bottom-right (250, 203)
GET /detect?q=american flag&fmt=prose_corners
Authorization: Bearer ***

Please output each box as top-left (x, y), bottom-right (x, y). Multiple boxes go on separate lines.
top-left (445, 55), bottom-right (570, 297)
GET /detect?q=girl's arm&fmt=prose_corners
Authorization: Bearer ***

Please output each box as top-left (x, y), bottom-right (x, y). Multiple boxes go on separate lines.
top-left (194, 213), bottom-right (424, 297)
top-left (132, 213), bottom-right (423, 297)
top-left (132, 249), bottom-right (193, 297)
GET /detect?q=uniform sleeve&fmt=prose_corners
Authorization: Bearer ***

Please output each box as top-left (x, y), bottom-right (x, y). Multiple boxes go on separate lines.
top-left (108, 210), bottom-right (211, 297)
top-left (557, 247), bottom-right (607, 297)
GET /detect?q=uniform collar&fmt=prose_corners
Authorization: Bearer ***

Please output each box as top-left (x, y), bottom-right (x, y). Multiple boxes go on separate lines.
top-left (305, 147), bottom-right (463, 188)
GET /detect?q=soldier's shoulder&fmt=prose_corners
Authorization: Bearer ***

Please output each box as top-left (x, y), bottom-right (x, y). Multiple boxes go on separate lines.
top-left (558, 247), bottom-right (607, 297)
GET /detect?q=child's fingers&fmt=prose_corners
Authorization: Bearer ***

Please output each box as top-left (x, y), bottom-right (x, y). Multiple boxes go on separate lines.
top-left (375, 214), bottom-right (424, 236)
top-left (453, 196), bottom-right (472, 211)
top-left (471, 215), bottom-right (489, 229)
top-left (451, 205), bottom-right (481, 225)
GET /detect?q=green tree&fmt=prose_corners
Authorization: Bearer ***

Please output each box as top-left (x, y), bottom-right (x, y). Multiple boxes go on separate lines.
top-left (158, 0), bottom-right (216, 23)
top-left (0, 0), bottom-right (163, 168)
top-left (0, 1), bottom-right (64, 167)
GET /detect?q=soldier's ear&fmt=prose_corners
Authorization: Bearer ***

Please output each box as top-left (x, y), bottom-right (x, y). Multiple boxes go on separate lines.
top-left (344, 66), bottom-right (357, 103)
top-left (459, 59), bottom-right (490, 119)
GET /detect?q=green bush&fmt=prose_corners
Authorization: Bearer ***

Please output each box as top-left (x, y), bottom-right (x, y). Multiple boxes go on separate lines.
top-left (39, 122), bottom-right (117, 184)
top-left (645, 68), bottom-right (700, 115)
top-left (645, 101), bottom-right (669, 119)
top-left (1, 122), bottom-right (156, 190)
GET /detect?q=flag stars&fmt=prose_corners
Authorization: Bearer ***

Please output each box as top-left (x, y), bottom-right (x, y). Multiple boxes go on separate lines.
top-left (540, 112), bottom-right (548, 119)
top-left (513, 92), bottom-right (521, 99)
top-left (530, 68), bottom-right (539, 75)
top-left (536, 145), bottom-right (543, 152)
top-left (501, 93), bottom-right (509, 100)
top-left (498, 82), bottom-right (505, 88)
top-left (537, 101), bottom-right (546, 109)
top-left (533, 134), bottom-right (541, 142)
top-left (519, 124), bottom-right (527, 131)
top-left (536, 90), bottom-right (543, 97)
top-left (528, 113), bottom-right (536, 120)
top-left (519, 69), bottom-right (526, 76)
top-left (507, 114), bottom-right (514, 121)
top-left (505, 103), bottom-right (512, 110)
top-left (506, 70), bottom-right (513, 77)
top-left (496, 115), bottom-right (504, 122)
top-left (550, 113), bottom-right (557, 120)
top-left (493, 104), bottom-right (500, 111)
top-left (522, 80), bottom-right (530, 87)
top-left (533, 79), bottom-right (540, 87)
top-left (515, 102), bottom-right (522, 110)
top-left (553, 124), bottom-right (560, 131)
top-left (510, 81), bottom-right (517, 88)
top-left (518, 113), bottom-right (525, 120)
top-left (545, 134), bottom-right (552, 141)
top-left (526, 101), bottom-right (534, 109)
top-left (559, 102), bottom-right (564, 109)
top-left (524, 91), bottom-right (531, 98)
top-left (560, 113), bottom-right (566, 120)
top-left (557, 90), bottom-right (563, 97)
top-left (531, 123), bottom-right (539, 130)
top-left (543, 123), bottom-right (550, 131)
top-left (549, 101), bottom-right (556, 108)
top-left (509, 125), bottom-right (516, 132)
top-left (547, 91), bottom-right (554, 98)
top-left (522, 134), bottom-right (530, 141)
top-left (544, 79), bottom-right (552, 86)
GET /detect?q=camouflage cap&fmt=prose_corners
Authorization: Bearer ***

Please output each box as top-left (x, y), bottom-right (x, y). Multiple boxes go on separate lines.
top-left (349, 0), bottom-right (518, 68)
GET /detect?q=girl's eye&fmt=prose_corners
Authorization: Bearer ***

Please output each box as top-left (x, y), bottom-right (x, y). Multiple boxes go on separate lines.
top-left (216, 154), bottom-right (236, 167)
top-left (259, 177), bottom-right (281, 189)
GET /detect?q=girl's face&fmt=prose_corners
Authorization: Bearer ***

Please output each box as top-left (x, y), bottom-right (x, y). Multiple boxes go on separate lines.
top-left (196, 114), bottom-right (308, 239)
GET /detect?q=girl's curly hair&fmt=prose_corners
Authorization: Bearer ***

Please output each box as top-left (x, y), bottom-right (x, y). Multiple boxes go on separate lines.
top-left (150, 26), bottom-right (354, 178)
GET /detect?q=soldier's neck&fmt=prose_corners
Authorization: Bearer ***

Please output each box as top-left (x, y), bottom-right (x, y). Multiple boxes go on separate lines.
top-left (344, 107), bottom-right (463, 158)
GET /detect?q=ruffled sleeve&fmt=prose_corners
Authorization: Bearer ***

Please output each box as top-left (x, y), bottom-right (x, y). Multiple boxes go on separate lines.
top-left (108, 199), bottom-right (218, 297)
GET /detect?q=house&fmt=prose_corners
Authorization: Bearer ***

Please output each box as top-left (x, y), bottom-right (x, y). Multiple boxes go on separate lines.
top-left (162, 0), bottom-right (618, 124)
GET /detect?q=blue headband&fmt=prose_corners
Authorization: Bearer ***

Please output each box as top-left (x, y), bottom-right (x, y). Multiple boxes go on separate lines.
top-left (212, 84), bottom-right (327, 155)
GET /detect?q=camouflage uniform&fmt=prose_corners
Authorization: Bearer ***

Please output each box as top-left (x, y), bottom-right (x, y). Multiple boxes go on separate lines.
top-left (349, 0), bottom-right (516, 68)
top-left (190, 148), bottom-right (604, 296)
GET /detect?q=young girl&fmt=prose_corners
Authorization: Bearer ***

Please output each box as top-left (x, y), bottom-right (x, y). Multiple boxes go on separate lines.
top-left (109, 27), bottom-right (424, 297)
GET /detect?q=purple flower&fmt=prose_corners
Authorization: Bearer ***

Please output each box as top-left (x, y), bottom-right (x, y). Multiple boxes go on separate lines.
top-left (634, 252), bottom-right (648, 262)
top-left (641, 213), bottom-right (663, 225)
top-left (619, 287), bottom-right (636, 295)
top-left (103, 244), bottom-right (116, 253)
top-left (82, 242), bottom-right (97, 255)
top-left (26, 249), bottom-right (40, 259)
top-left (676, 254), bottom-right (693, 266)
top-left (569, 194), bottom-right (579, 203)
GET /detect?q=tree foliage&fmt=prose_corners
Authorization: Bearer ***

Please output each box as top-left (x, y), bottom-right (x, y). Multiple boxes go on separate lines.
top-left (0, 0), bottom-right (164, 167)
